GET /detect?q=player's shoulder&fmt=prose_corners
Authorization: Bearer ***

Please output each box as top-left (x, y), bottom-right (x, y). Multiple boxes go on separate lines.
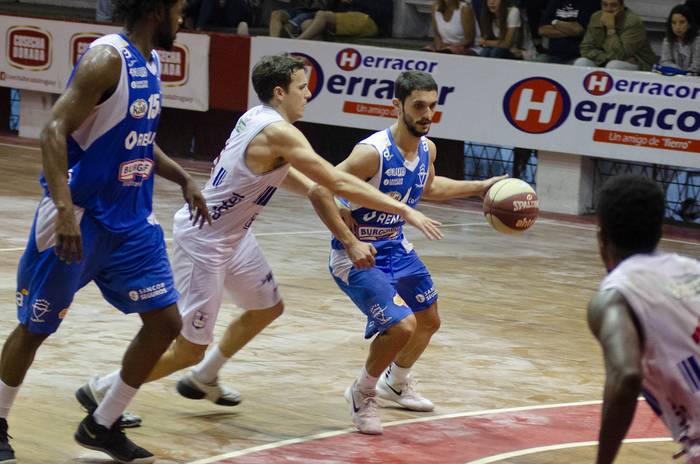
top-left (75, 43), bottom-right (122, 81)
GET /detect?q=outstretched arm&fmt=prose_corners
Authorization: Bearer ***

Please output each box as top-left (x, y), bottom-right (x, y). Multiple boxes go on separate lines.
top-left (154, 144), bottom-right (211, 229)
top-left (587, 289), bottom-right (643, 464)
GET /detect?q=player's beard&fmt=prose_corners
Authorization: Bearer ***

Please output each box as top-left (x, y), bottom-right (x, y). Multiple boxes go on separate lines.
top-left (403, 112), bottom-right (431, 137)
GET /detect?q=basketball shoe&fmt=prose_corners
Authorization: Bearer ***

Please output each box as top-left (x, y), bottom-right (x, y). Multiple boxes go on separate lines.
top-left (74, 413), bottom-right (154, 464)
top-left (376, 374), bottom-right (434, 412)
top-left (76, 376), bottom-right (142, 428)
top-left (344, 381), bottom-right (382, 435)
top-left (176, 371), bottom-right (242, 406)
top-left (0, 419), bottom-right (15, 463)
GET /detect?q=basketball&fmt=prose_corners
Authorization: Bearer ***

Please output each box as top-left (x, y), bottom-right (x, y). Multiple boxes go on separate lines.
top-left (483, 178), bottom-right (539, 234)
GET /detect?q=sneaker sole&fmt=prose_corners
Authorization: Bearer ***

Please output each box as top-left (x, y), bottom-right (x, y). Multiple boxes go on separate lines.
top-left (75, 386), bottom-right (143, 428)
top-left (74, 436), bottom-right (154, 464)
top-left (0, 458), bottom-right (16, 464)
top-left (177, 379), bottom-right (242, 406)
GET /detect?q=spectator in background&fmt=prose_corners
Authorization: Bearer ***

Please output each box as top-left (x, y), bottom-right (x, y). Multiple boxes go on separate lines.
top-left (687, 0), bottom-right (700, 24)
top-left (478, 0), bottom-right (522, 58)
top-left (536, 0), bottom-right (598, 63)
top-left (659, 4), bottom-right (700, 75)
top-left (521, 0), bottom-right (549, 52)
top-left (96, 0), bottom-right (113, 22)
top-left (269, 0), bottom-right (330, 38)
top-left (574, 0), bottom-right (656, 70)
top-left (423, 0), bottom-right (479, 55)
top-left (185, 0), bottom-right (251, 34)
top-left (294, 0), bottom-right (391, 41)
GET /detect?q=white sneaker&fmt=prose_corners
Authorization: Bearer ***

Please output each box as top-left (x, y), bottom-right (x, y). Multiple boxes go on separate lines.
top-left (176, 371), bottom-right (242, 406)
top-left (376, 375), bottom-right (434, 412)
top-left (344, 381), bottom-right (382, 435)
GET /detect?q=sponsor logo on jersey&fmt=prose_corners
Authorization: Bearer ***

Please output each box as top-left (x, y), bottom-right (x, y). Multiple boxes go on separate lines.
top-left (393, 294), bottom-right (408, 307)
top-left (15, 288), bottom-right (28, 307)
top-left (131, 80), bottom-right (149, 89)
top-left (415, 286), bottom-right (436, 304)
top-left (129, 98), bottom-right (148, 119)
top-left (31, 298), bottom-right (51, 323)
top-left (118, 158), bottom-right (154, 185)
top-left (416, 165), bottom-right (428, 188)
top-left (157, 44), bottom-right (188, 86)
top-left (211, 192), bottom-right (245, 220)
top-left (381, 147), bottom-right (392, 161)
top-left (124, 131), bottom-right (156, 150)
top-left (129, 66), bottom-right (148, 78)
top-left (58, 308), bottom-right (69, 319)
top-left (244, 213), bottom-right (258, 230)
top-left (129, 282), bottom-right (167, 301)
top-left (70, 32), bottom-right (101, 66)
top-left (356, 225), bottom-right (401, 241)
top-left (8, 26), bottom-right (52, 71)
top-left (384, 167), bottom-right (406, 177)
top-left (192, 311), bottom-right (208, 329)
top-left (383, 178), bottom-right (403, 186)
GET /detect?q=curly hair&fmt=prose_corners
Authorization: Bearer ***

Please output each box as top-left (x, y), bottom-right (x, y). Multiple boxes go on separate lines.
top-left (597, 174), bottom-right (665, 254)
top-left (252, 54), bottom-right (306, 103)
top-left (114, 0), bottom-right (179, 29)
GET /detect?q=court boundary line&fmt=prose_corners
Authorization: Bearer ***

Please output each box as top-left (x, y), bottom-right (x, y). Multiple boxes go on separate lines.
top-left (464, 437), bottom-right (673, 464)
top-left (185, 400), bottom-right (604, 464)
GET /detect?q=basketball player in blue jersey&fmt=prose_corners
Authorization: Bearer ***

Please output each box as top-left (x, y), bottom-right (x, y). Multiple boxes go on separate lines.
top-left (0, 0), bottom-right (209, 462)
top-left (308, 71), bottom-right (505, 434)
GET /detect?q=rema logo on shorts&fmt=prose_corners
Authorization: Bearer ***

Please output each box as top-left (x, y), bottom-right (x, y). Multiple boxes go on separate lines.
top-left (504, 72), bottom-right (700, 137)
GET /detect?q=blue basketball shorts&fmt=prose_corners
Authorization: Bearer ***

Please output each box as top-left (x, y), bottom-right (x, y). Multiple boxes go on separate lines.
top-left (330, 240), bottom-right (438, 339)
top-left (15, 197), bottom-right (179, 334)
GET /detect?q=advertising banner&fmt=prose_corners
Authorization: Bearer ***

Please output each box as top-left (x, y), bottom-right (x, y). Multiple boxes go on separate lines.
top-left (1, 15), bottom-right (210, 111)
top-left (250, 37), bottom-right (700, 169)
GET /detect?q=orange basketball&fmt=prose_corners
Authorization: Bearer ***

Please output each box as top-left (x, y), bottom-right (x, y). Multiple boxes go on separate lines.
top-left (483, 179), bottom-right (539, 234)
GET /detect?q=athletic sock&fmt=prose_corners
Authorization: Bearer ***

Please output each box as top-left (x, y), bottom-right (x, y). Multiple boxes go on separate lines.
top-left (193, 345), bottom-right (229, 384)
top-left (0, 380), bottom-right (19, 419)
top-left (357, 367), bottom-right (379, 392)
top-left (386, 362), bottom-right (411, 386)
top-left (93, 374), bottom-right (137, 428)
top-left (95, 370), bottom-right (121, 397)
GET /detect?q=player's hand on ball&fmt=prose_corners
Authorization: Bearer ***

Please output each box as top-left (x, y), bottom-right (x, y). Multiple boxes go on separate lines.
top-left (404, 208), bottom-right (443, 240)
top-left (347, 240), bottom-right (377, 269)
top-left (183, 178), bottom-right (212, 229)
top-left (480, 174), bottom-right (509, 198)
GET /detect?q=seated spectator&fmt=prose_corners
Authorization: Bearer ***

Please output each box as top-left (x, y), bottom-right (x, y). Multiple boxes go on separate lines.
top-left (574, 0), bottom-right (657, 71)
top-left (659, 4), bottom-right (700, 74)
top-left (294, 0), bottom-right (391, 41)
top-left (423, 0), bottom-right (479, 55)
top-left (96, 0), bottom-right (113, 22)
top-left (186, 0), bottom-right (251, 34)
top-left (269, 1), bottom-right (330, 38)
top-left (521, 0), bottom-right (550, 53)
top-left (536, 0), bottom-right (598, 63)
top-left (478, 0), bottom-right (522, 58)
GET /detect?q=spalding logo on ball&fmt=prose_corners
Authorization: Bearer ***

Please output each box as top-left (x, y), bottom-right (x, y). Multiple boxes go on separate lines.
top-left (483, 178), bottom-right (539, 234)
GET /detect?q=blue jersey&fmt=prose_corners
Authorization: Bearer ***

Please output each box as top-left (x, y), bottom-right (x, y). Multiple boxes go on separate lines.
top-left (331, 128), bottom-right (430, 249)
top-left (40, 34), bottom-right (162, 232)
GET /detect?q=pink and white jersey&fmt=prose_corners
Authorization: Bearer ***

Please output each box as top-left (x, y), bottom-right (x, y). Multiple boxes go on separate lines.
top-left (601, 252), bottom-right (700, 442)
top-left (173, 105), bottom-right (289, 266)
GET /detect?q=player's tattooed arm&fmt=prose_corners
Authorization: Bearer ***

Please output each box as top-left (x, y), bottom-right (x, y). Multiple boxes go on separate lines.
top-left (40, 45), bottom-right (121, 263)
top-left (153, 144), bottom-right (211, 228)
top-left (587, 289), bottom-right (643, 464)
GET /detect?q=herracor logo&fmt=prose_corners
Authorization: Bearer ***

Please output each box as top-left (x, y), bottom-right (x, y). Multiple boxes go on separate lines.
top-left (70, 32), bottom-right (101, 66)
top-left (291, 52), bottom-right (324, 102)
top-left (336, 48), bottom-right (362, 71)
top-left (503, 77), bottom-right (571, 134)
top-left (7, 26), bottom-right (51, 71)
top-left (583, 71), bottom-right (613, 96)
top-left (156, 43), bottom-right (188, 86)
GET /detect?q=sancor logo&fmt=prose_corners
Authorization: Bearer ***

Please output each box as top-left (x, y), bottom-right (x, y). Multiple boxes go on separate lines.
top-left (335, 48), bottom-right (362, 71)
top-left (503, 77), bottom-right (571, 134)
top-left (157, 43), bottom-right (188, 86)
top-left (583, 71), bottom-right (613, 96)
top-left (70, 32), bottom-right (101, 66)
top-left (291, 52), bottom-right (324, 102)
top-left (7, 26), bottom-right (51, 71)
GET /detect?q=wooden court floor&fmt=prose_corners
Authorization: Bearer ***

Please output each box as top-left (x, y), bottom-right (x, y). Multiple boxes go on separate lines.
top-left (0, 141), bottom-right (698, 463)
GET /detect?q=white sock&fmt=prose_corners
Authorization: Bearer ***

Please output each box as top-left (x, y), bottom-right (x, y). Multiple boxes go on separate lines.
top-left (357, 367), bottom-right (379, 392)
top-left (0, 380), bottom-right (20, 419)
top-left (386, 362), bottom-right (411, 386)
top-left (193, 345), bottom-right (229, 384)
top-left (93, 374), bottom-right (137, 428)
top-left (94, 370), bottom-right (121, 398)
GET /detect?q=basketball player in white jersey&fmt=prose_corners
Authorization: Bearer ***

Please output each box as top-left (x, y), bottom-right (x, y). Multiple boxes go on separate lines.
top-left (307, 71), bottom-right (506, 433)
top-left (79, 54), bottom-right (443, 415)
top-left (589, 174), bottom-right (700, 463)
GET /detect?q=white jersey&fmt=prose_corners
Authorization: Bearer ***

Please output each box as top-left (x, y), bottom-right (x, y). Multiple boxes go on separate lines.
top-left (173, 105), bottom-right (289, 266)
top-left (601, 252), bottom-right (700, 443)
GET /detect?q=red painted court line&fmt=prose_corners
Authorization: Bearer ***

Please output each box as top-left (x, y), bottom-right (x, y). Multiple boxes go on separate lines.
top-left (213, 402), bottom-right (666, 464)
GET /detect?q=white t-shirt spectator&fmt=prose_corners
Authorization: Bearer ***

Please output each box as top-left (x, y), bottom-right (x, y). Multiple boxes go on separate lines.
top-left (492, 6), bottom-right (521, 37)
